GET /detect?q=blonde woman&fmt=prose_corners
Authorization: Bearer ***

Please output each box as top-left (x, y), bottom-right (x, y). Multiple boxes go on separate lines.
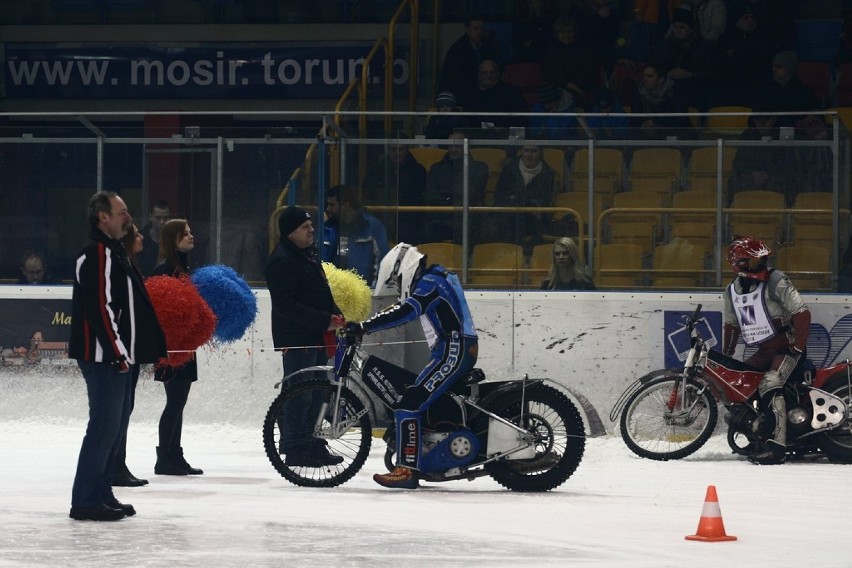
top-left (541, 237), bottom-right (595, 290)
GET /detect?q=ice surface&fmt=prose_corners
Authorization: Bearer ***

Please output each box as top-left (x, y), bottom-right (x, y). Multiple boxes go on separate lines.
top-left (1, 366), bottom-right (850, 567)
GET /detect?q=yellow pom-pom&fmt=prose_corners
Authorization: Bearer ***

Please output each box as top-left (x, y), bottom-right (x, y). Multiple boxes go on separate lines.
top-left (322, 262), bottom-right (373, 322)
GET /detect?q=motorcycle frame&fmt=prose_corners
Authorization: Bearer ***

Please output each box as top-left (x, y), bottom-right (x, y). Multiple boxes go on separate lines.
top-left (275, 337), bottom-right (546, 463)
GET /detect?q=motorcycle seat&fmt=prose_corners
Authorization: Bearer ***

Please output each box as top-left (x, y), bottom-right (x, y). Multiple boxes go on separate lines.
top-left (457, 368), bottom-right (486, 388)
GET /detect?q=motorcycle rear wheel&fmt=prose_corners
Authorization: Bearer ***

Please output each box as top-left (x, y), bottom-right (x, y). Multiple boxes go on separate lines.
top-left (262, 379), bottom-right (372, 487)
top-left (620, 375), bottom-right (717, 460)
top-left (816, 375), bottom-right (852, 463)
top-left (478, 384), bottom-right (585, 492)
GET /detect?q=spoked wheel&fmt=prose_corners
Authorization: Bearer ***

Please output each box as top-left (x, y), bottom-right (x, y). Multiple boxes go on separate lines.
top-left (478, 384), bottom-right (585, 492)
top-left (816, 375), bottom-right (852, 463)
top-left (262, 378), bottom-right (372, 487)
top-left (619, 375), bottom-right (717, 460)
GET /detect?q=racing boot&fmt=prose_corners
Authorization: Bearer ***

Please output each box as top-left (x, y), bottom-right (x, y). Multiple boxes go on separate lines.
top-left (749, 440), bottom-right (786, 465)
top-left (373, 466), bottom-right (419, 489)
top-left (749, 393), bottom-right (787, 465)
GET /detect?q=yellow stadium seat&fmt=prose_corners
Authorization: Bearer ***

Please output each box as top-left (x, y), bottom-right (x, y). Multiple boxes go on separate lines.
top-left (408, 147), bottom-right (447, 171)
top-left (570, 148), bottom-right (624, 206)
top-left (628, 148), bottom-right (683, 206)
top-left (469, 242), bottom-right (524, 287)
top-left (775, 245), bottom-right (831, 290)
top-left (417, 242), bottom-right (464, 273)
top-left (595, 243), bottom-right (644, 288)
top-left (687, 147), bottom-right (736, 191)
top-left (651, 239), bottom-right (706, 288)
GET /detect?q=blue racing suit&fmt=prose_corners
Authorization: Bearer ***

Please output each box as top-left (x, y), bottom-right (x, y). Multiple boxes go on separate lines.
top-left (360, 264), bottom-right (478, 470)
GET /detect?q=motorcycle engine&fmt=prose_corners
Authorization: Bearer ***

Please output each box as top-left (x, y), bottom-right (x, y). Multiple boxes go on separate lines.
top-left (786, 405), bottom-right (812, 436)
top-left (420, 429), bottom-right (480, 473)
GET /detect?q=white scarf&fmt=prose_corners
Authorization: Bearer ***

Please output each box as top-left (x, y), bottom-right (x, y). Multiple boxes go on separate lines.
top-left (519, 159), bottom-right (543, 186)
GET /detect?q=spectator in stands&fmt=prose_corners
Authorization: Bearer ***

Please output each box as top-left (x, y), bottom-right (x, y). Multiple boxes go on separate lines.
top-left (421, 132), bottom-right (490, 244)
top-left (18, 249), bottom-right (58, 284)
top-left (836, 12), bottom-right (852, 67)
top-left (743, 0), bottom-right (799, 54)
top-left (585, 87), bottom-right (630, 140)
top-left (528, 83), bottom-right (583, 140)
top-left (728, 106), bottom-right (794, 201)
top-left (689, 0), bottom-right (727, 43)
top-left (361, 139), bottom-right (426, 243)
top-left (648, 6), bottom-right (721, 111)
top-left (541, 17), bottom-right (602, 108)
top-left (630, 62), bottom-right (693, 139)
top-left (753, 50), bottom-right (820, 127)
top-left (137, 200), bottom-right (170, 276)
top-left (793, 113), bottom-right (833, 199)
top-left (511, 0), bottom-right (559, 63)
top-left (629, 0), bottom-right (679, 61)
top-left (423, 91), bottom-right (471, 141)
top-left (492, 144), bottom-right (557, 252)
top-left (457, 59), bottom-right (529, 130)
top-left (541, 237), bottom-right (595, 290)
top-left (574, 0), bottom-right (626, 76)
top-left (438, 15), bottom-right (500, 95)
top-left (322, 185), bottom-right (389, 287)
top-left (716, 3), bottom-right (774, 106)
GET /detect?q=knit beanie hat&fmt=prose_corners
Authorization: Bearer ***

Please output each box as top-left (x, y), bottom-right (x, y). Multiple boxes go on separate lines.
top-left (278, 206), bottom-right (311, 238)
top-left (435, 91), bottom-right (457, 107)
top-left (538, 83), bottom-right (562, 104)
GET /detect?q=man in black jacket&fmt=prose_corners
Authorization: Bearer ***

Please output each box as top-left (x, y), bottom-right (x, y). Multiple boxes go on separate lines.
top-left (266, 206), bottom-right (345, 467)
top-left (68, 191), bottom-right (167, 521)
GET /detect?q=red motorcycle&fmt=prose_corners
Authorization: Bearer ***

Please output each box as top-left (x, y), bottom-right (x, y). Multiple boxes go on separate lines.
top-left (610, 304), bottom-right (852, 462)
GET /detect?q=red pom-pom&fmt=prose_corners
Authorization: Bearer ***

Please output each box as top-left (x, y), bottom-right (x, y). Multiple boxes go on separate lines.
top-left (145, 275), bottom-right (217, 368)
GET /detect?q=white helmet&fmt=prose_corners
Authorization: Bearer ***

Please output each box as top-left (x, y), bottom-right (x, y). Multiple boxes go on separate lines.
top-left (374, 243), bottom-right (425, 300)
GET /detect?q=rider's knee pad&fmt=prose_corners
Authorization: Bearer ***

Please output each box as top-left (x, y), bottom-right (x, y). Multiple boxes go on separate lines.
top-left (758, 370), bottom-right (784, 397)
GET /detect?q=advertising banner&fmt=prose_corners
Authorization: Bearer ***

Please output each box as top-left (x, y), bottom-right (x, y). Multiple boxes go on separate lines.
top-left (4, 43), bottom-right (415, 99)
top-left (0, 298), bottom-right (71, 366)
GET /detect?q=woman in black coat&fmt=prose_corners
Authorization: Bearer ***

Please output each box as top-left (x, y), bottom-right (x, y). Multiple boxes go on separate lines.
top-left (151, 218), bottom-right (203, 476)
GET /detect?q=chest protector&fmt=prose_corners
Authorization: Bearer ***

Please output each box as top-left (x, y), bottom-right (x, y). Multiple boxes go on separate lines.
top-left (729, 280), bottom-right (778, 345)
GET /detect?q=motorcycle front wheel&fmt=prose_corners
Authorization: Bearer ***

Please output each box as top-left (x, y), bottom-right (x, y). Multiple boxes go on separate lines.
top-left (479, 384), bottom-right (586, 492)
top-left (816, 375), bottom-right (852, 463)
top-left (262, 378), bottom-right (372, 487)
top-left (620, 375), bottom-right (717, 460)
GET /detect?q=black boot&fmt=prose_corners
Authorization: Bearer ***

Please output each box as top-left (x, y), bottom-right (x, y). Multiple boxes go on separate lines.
top-left (174, 447), bottom-right (203, 475)
top-left (154, 446), bottom-right (188, 475)
top-left (112, 462), bottom-right (149, 487)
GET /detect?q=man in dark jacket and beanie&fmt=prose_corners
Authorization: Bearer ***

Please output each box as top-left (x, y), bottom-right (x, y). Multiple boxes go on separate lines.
top-left (266, 205), bottom-right (345, 467)
top-left (68, 191), bottom-right (167, 521)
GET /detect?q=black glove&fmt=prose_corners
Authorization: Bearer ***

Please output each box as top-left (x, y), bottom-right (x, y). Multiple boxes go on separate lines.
top-left (344, 322), bottom-right (365, 338)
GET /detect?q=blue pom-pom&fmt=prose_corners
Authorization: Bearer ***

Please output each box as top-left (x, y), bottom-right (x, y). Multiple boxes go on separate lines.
top-left (191, 265), bottom-right (258, 343)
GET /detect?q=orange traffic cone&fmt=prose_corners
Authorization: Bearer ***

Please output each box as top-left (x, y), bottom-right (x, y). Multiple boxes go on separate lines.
top-left (685, 485), bottom-right (737, 542)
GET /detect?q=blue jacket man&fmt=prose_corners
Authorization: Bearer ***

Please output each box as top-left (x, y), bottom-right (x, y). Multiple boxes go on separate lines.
top-left (322, 185), bottom-right (389, 287)
top-left (346, 243), bottom-right (478, 489)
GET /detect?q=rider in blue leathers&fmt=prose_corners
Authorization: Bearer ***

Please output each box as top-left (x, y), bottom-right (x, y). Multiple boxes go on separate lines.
top-left (346, 243), bottom-right (478, 489)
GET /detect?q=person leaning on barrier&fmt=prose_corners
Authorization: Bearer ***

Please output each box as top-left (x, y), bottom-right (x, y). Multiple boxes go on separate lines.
top-left (266, 206), bottom-right (345, 468)
top-left (68, 191), bottom-right (166, 521)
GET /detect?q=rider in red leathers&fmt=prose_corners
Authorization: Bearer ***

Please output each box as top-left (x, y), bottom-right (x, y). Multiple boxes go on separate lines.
top-left (722, 237), bottom-right (811, 464)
